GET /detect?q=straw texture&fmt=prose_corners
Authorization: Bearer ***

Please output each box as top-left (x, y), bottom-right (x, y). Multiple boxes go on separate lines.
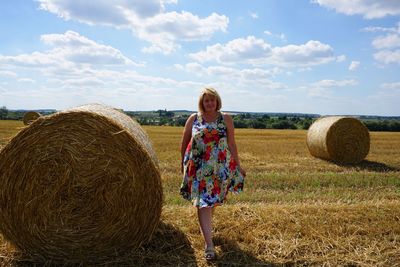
top-left (22, 111), bottom-right (41, 125)
top-left (306, 116), bottom-right (370, 164)
top-left (0, 103), bottom-right (163, 264)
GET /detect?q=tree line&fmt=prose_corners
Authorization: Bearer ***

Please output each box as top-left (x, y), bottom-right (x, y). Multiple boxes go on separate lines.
top-left (130, 110), bottom-right (400, 132)
top-left (1, 106), bottom-right (400, 132)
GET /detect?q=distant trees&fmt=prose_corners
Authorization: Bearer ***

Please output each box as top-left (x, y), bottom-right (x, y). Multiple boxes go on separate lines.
top-left (271, 120), bottom-right (297, 129)
top-left (298, 118), bottom-right (313, 130)
top-left (363, 120), bottom-right (400, 131)
top-left (232, 114), bottom-right (310, 130)
top-left (156, 109), bottom-right (174, 118)
top-left (227, 115), bottom-right (400, 131)
top-left (1, 106), bottom-right (399, 131)
top-left (0, 106), bottom-right (8, 120)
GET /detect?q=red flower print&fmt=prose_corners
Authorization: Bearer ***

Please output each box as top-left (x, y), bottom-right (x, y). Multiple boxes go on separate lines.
top-left (188, 160), bottom-right (196, 177)
top-left (229, 158), bottom-right (237, 171)
top-left (185, 140), bottom-right (192, 153)
top-left (204, 146), bottom-right (212, 161)
top-left (199, 180), bottom-right (206, 192)
top-left (203, 128), bottom-right (219, 144)
top-left (212, 180), bottom-right (221, 195)
top-left (188, 180), bottom-right (192, 192)
top-left (212, 129), bottom-right (220, 143)
top-left (204, 134), bottom-right (213, 144)
top-left (218, 150), bottom-right (226, 161)
top-left (233, 182), bottom-right (243, 192)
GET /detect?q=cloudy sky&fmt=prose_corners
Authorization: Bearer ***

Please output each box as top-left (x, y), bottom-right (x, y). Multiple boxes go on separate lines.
top-left (1, 0), bottom-right (399, 115)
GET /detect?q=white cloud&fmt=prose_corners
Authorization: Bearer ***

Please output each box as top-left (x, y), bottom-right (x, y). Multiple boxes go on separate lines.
top-left (381, 82), bottom-right (400, 90)
top-left (373, 49), bottom-right (400, 64)
top-left (60, 77), bottom-right (105, 87)
top-left (173, 62), bottom-right (286, 91)
top-left (312, 0), bottom-right (400, 19)
top-left (38, 0), bottom-right (166, 24)
top-left (0, 31), bottom-right (137, 68)
top-left (249, 11), bottom-right (258, 19)
top-left (297, 67), bottom-right (312, 72)
top-left (37, 0), bottom-right (228, 54)
top-left (362, 26), bottom-right (399, 33)
top-left (18, 78), bottom-right (36, 83)
top-left (176, 62), bottom-right (282, 79)
top-left (365, 22), bottom-right (400, 65)
top-left (0, 52), bottom-right (56, 67)
top-left (0, 70), bottom-right (17, 77)
top-left (189, 36), bottom-right (335, 67)
top-left (279, 33), bottom-right (287, 42)
top-left (305, 79), bottom-right (358, 98)
top-left (206, 65), bottom-right (237, 76)
top-left (313, 79), bottom-right (358, 88)
top-left (271, 40), bottom-right (335, 67)
top-left (189, 36), bottom-right (272, 65)
top-left (240, 67), bottom-right (282, 79)
top-left (42, 31), bottom-right (136, 65)
top-left (2, 60), bottom-right (209, 110)
top-left (336, 54), bottom-right (346, 62)
top-left (263, 30), bottom-right (287, 42)
top-left (348, 61), bottom-right (360, 71)
top-left (185, 62), bottom-right (205, 74)
top-left (0, 31), bottom-right (190, 110)
top-left (139, 11), bottom-right (228, 54)
top-left (372, 34), bottom-right (400, 49)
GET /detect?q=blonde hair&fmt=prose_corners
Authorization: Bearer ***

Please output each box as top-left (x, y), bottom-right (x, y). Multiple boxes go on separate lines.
top-left (198, 87), bottom-right (222, 113)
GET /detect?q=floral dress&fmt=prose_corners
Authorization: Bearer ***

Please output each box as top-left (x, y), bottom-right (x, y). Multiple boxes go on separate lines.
top-left (180, 112), bottom-right (244, 208)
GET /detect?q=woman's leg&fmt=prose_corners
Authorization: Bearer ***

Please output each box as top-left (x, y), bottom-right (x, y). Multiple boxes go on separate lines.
top-left (197, 207), bottom-right (214, 248)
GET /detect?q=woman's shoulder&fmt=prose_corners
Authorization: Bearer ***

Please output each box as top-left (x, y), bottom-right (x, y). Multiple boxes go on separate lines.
top-left (221, 112), bottom-right (233, 121)
top-left (187, 112), bottom-right (198, 122)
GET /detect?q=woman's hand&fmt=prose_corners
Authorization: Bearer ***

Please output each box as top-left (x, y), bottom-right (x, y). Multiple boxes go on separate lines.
top-left (238, 165), bottom-right (246, 177)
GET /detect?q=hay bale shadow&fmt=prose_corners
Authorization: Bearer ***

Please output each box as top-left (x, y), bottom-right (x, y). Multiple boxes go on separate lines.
top-left (130, 221), bottom-right (197, 266)
top-left (329, 159), bottom-right (400, 172)
top-left (211, 236), bottom-right (277, 267)
top-left (0, 221), bottom-right (197, 267)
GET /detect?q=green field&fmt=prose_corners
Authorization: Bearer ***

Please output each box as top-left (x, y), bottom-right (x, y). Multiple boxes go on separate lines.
top-left (1, 120), bottom-right (400, 266)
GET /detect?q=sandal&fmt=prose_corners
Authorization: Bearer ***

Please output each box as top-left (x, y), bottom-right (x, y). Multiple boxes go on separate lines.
top-left (204, 246), bottom-right (216, 261)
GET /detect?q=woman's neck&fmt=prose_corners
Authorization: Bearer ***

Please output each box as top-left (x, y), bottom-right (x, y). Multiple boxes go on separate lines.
top-left (201, 110), bottom-right (219, 123)
top-left (203, 110), bottom-right (218, 116)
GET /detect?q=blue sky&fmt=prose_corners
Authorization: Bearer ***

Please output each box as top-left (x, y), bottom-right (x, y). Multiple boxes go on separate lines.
top-left (0, 0), bottom-right (399, 115)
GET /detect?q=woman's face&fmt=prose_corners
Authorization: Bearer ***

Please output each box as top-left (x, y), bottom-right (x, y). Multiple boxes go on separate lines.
top-left (202, 94), bottom-right (217, 112)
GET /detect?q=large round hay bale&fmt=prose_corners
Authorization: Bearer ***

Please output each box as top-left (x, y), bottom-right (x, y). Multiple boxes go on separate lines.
top-left (23, 111), bottom-right (41, 125)
top-left (0, 103), bottom-right (163, 263)
top-left (306, 116), bottom-right (370, 164)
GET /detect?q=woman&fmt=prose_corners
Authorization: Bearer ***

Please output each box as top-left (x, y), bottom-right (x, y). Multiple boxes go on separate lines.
top-left (180, 87), bottom-right (246, 261)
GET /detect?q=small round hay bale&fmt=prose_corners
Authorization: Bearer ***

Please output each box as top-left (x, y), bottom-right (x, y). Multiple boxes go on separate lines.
top-left (0, 103), bottom-right (162, 263)
top-left (23, 111), bottom-right (41, 125)
top-left (306, 116), bottom-right (370, 164)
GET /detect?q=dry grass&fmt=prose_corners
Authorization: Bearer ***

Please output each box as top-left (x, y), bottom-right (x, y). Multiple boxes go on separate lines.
top-left (1, 122), bottom-right (400, 266)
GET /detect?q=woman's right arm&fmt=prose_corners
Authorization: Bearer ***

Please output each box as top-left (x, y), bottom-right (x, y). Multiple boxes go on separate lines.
top-left (180, 113), bottom-right (196, 173)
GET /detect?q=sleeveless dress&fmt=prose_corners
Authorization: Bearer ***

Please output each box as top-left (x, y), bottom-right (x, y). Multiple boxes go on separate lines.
top-left (180, 112), bottom-right (244, 208)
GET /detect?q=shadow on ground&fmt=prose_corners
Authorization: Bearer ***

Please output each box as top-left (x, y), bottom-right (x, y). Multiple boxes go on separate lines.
top-left (208, 236), bottom-right (282, 267)
top-left (0, 221), bottom-right (197, 267)
top-left (329, 159), bottom-right (400, 172)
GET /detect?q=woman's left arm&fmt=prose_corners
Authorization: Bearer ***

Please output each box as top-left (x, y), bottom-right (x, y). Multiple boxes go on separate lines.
top-left (224, 113), bottom-right (246, 177)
